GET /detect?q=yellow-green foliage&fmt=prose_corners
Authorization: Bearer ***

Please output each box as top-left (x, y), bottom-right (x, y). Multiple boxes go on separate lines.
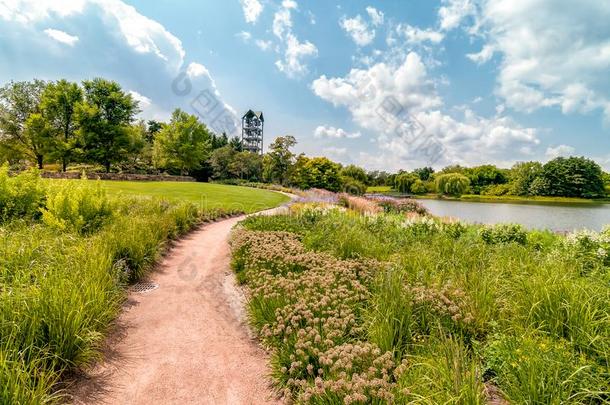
top-left (0, 165), bottom-right (46, 222)
top-left (41, 179), bottom-right (113, 234)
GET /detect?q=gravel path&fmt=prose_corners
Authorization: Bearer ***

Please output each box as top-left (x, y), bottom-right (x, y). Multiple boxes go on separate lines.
top-left (70, 211), bottom-right (284, 404)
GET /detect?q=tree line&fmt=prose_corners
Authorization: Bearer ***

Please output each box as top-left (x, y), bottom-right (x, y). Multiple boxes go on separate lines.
top-left (1, 78), bottom-right (608, 198)
top-left (392, 159), bottom-right (608, 198)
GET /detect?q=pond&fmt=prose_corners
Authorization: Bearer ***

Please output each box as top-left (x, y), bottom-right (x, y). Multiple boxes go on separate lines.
top-left (417, 199), bottom-right (610, 232)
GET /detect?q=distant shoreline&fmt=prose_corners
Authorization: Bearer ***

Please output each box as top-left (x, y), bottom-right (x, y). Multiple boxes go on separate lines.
top-left (366, 188), bottom-right (610, 206)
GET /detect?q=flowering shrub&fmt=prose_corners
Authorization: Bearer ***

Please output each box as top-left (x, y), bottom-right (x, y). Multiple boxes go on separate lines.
top-left (401, 215), bottom-right (440, 236)
top-left (562, 228), bottom-right (610, 270)
top-left (371, 196), bottom-right (429, 216)
top-left (230, 229), bottom-right (407, 402)
top-left (479, 223), bottom-right (527, 245)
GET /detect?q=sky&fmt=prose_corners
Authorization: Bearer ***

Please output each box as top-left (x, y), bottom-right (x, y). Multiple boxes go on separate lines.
top-left (1, 0), bottom-right (609, 171)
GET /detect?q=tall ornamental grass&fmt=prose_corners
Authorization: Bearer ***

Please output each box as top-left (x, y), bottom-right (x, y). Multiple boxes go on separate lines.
top-left (233, 204), bottom-right (610, 404)
top-left (0, 172), bottom-right (240, 404)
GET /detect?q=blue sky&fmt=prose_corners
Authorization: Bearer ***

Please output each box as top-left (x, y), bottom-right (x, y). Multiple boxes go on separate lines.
top-left (1, 0), bottom-right (609, 171)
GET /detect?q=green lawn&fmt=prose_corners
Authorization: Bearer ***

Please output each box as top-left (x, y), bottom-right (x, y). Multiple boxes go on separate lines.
top-left (58, 180), bottom-right (290, 213)
top-left (366, 185), bottom-right (393, 193)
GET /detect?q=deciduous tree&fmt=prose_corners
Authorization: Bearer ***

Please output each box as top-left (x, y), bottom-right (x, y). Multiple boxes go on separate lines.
top-left (78, 78), bottom-right (139, 172)
top-left (40, 79), bottom-right (83, 171)
top-left (153, 109), bottom-right (211, 175)
top-left (0, 79), bottom-right (48, 168)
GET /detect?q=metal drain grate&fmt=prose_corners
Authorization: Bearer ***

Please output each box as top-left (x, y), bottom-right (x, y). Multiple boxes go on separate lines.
top-left (131, 281), bottom-right (159, 293)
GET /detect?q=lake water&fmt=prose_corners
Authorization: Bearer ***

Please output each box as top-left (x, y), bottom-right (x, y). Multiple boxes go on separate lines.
top-left (417, 199), bottom-right (610, 232)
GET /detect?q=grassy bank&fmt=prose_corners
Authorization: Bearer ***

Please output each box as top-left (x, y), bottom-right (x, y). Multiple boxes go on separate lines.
top-left (1, 169), bottom-right (283, 403)
top-left (231, 201), bottom-right (610, 403)
top-left (368, 187), bottom-right (610, 205)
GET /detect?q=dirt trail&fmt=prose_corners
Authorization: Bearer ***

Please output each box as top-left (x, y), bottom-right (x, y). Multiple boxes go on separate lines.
top-left (70, 209), bottom-right (285, 405)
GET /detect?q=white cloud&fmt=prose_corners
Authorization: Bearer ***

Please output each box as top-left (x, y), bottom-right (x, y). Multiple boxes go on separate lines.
top-left (1, 0), bottom-right (186, 69)
top-left (398, 24), bottom-right (444, 45)
top-left (255, 39), bottom-right (272, 51)
top-left (340, 15), bottom-right (375, 46)
top-left (471, 0), bottom-right (610, 121)
top-left (239, 0), bottom-right (263, 24)
top-left (128, 90), bottom-right (151, 106)
top-left (236, 31), bottom-right (251, 42)
top-left (275, 34), bottom-right (318, 78)
top-left (312, 51), bottom-right (540, 169)
top-left (314, 125), bottom-right (361, 139)
top-left (312, 52), bottom-right (442, 132)
top-left (0, 0), bottom-right (238, 130)
top-left (466, 44), bottom-right (494, 64)
top-left (546, 144), bottom-right (575, 159)
top-left (97, 0), bottom-right (185, 69)
top-left (0, 0), bottom-right (86, 23)
top-left (273, 6), bottom-right (292, 39)
top-left (186, 62), bottom-right (210, 78)
top-left (272, 0), bottom-right (318, 78)
top-left (43, 28), bottom-right (79, 46)
top-left (438, 0), bottom-right (476, 31)
top-left (282, 0), bottom-right (297, 9)
top-left (365, 6), bottom-right (384, 26)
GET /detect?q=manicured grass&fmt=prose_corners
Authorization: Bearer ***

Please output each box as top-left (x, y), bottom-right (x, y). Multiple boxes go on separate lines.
top-left (366, 185), bottom-right (393, 193)
top-left (51, 180), bottom-right (290, 213)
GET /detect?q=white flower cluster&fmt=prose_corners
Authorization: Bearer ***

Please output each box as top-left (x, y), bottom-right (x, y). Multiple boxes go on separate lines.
top-left (564, 228), bottom-right (610, 262)
top-left (402, 215), bottom-right (440, 231)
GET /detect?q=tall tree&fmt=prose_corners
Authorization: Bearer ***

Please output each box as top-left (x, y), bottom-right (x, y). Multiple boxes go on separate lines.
top-left (413, 166), bottom-right (434, 181)
top-left (0, 79), bottom-right (49, 168)
top-left (209, 145), bottom-right (236, 179)
top-left (78, 78), bottom-right (139, 172)
top-left (229, 135), bottom-right (243, 151)
top-left (538, 157), bottom-right (605, 198)
top-left (229, 151), bottom-right (263, 180)
top-left (263, 135), bottom-right (296, 185)
top-left (510, 161), bottom-right (543, 196)
top-left (40, 79), bottom-right (83, 171)
top-left (153, 109), bottom-right (211, 175)
top-left (340, 164), bottom-right (368, 184)
top-left (146, 119), bottom-right (163, 143)
top-left (290, 155), bottom-right (343, 191)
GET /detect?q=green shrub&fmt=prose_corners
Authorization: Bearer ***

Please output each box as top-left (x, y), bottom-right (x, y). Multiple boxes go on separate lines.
top-left (561, 228), bottom-right (610, 271)
top-left (0, 165), bottom-right (46, 222)
top-left (373, 197), bottom-right (429, 215)
top-left (41, 179), bottom-right (113, 234)
top-left (480, 183), bottom-right (512, 196)
top-left (480, 223), bottom-right (527, 245)
top-left (341, 177), bottom-right (366, 195)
